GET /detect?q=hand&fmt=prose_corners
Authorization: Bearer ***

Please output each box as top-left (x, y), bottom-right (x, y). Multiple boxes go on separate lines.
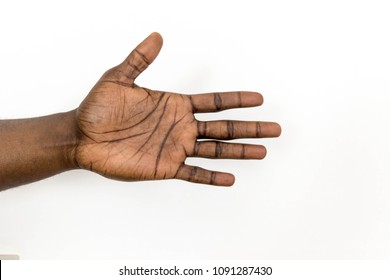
top-left (75, 32), bottom-right (281, 186)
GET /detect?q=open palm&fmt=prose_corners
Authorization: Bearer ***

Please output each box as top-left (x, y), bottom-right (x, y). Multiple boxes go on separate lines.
top-left (75, 33), bottom-right (281, 186)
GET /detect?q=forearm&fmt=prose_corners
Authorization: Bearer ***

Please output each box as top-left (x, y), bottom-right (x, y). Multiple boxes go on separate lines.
top-left (0, 110), bottom-right (78, 191)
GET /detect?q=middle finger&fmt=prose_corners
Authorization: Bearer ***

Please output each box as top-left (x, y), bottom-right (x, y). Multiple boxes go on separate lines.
top-left (197, 120), bottom-right (281, 140)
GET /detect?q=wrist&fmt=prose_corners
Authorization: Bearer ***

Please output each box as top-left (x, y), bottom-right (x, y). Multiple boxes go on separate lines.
top-left (62, 109), bottom-right (80, 170)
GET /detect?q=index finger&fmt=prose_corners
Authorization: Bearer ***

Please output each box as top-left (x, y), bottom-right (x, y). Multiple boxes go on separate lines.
top-left (188, 91), bottom-right (263, 113)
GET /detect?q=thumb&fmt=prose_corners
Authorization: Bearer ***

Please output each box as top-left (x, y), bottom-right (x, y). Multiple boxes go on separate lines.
top-left (117, 32), bottom-right (163, 82)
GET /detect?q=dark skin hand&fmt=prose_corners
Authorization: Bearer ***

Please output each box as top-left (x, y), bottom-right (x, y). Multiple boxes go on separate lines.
top-left (0, 32), bottom-right (281, 191)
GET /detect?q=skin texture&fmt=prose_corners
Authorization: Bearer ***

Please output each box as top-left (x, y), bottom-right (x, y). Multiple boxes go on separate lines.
top-left (0, 32), bottom-right (281, 191)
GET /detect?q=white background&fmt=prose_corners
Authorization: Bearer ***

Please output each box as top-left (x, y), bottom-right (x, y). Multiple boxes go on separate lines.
top-left (0, 0), bottom-right (390, 259)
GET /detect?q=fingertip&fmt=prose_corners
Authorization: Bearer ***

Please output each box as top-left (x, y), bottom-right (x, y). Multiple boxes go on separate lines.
top-left (142, 32), bottom-right (163, 59)
top-left (242, 91), bottom-right (264, 107)
top-left (254, 92), bottom-right (264, 106)
top-left (216, 173), bottom-right (235, 187)
top-left (261, 122), bottom-right (282, 138)
top-left (259, 145), bottom-right (267, 159)
top-left (229, 174), bottom-right (236, 186)
top-left (149, 32), bottom-right (163, 45)
top-left (275, 122), bottom-right (282, 137)
top-left (245, 144), bottom-right (267, 159)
